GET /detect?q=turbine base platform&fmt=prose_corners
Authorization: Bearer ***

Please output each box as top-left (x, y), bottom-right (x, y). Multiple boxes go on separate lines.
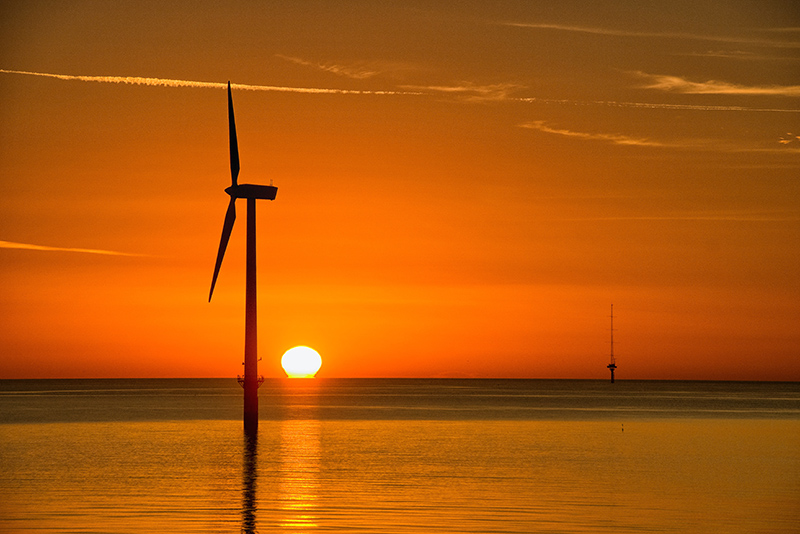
top-left (237, 375), bottom-right (265, 388)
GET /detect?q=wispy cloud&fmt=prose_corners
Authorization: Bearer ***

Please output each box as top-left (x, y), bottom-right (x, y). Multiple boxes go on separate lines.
top-left (400, 82), bottom-right (523, 102)
top-left (561, 213), bottom-right (800, 222)
top-left (501, 22), bottom-right (800, 49)
top-left (515, 95), bottom-right (800, 113)
top-left (634, 72), bottom-right (800, 96)
top-left (681, 49), bottom-right (799, 62)
top-left (0, 69), bottom-right (421, 96)
top-left (7, 68), bottom-right (797, 114)
top-left (520, 121), bottom-right (667, 147)
top-left (276, 54), bottom-right (398, 80)
top-left (0, 240), bottom-right (144, 256)
top-left (520, 120), bottom-right (800, 153)
top-left (560, 208), bottom-right (800, 223)
top-left (406, 77), bottom-right (800, 112)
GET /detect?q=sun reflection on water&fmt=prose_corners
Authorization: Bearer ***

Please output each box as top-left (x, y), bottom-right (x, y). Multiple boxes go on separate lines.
top-left (279, 418), bottom-right (321, 531)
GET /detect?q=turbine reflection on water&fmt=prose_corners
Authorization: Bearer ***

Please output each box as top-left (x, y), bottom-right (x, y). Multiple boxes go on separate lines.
top-left (241, 429), bottom-right (258, 534)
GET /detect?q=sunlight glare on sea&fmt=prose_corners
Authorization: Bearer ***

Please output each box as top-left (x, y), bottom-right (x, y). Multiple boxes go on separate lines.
top-left (0, 379), bottom-right (798, 533)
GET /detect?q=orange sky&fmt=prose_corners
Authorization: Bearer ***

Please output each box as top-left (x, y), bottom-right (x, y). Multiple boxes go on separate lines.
top-left (1, 1), bottom-right (798, 380)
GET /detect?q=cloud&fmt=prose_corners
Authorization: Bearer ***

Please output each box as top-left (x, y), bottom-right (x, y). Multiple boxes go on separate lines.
top-left (0, 69), bottom-right (421, 96)
top-left (0, 240), bottom-right (144, 256)
top-left (400, 82), bottom-right (523, 102)
top-left (519, 121), bottom-right (666, 147)
top-left (519, 120), bottom-right (800, 153)
top-left (7, 68), bottom-right (796, 114)
top-left (561, 213), bottom-right (800, 222)
top-left (276, 54), bottom-right (390, 80)
top-left (514, 95), bottom-right (800, 113)
top-left (500, 22), bottom-right (800, 49)
top-left (633, 72), bottom-right (800, 96)
top-left (681, 50), bottom-right (799, 62)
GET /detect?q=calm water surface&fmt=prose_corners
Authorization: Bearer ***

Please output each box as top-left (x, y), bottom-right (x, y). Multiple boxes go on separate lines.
top-left (0, 379), bottom-right (798, 533)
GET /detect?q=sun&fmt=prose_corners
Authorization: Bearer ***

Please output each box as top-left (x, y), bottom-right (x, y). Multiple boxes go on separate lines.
top-left (281, 346), bottom-right (322, 378)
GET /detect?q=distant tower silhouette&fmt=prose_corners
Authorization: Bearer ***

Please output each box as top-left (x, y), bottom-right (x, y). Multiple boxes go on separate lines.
top-left (607, 304), bottom-right (617, 383)
top-left (208, 82), bottom-right (277, 432)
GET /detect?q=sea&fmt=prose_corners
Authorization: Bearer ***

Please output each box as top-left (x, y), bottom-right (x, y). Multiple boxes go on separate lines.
top-left (0, 379), bottom-right (798, 533)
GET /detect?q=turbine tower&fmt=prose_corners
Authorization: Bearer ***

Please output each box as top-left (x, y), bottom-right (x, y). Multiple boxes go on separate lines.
top-left (209, 82), bottom-right (277, 432)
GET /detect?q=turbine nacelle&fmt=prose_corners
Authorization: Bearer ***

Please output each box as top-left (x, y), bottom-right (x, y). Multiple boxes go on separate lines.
top-left (225, 184), bottom-right (278, 200)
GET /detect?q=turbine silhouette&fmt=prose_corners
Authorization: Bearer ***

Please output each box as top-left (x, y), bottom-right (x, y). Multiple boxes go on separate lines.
top-left (209, 82), bottom-right (277, 432)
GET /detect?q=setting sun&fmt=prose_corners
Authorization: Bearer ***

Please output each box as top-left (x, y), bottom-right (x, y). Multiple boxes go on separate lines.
top-left (0, 2), bottom-right (797, 383)
top-left (281, 346), bottom-right (322, 378)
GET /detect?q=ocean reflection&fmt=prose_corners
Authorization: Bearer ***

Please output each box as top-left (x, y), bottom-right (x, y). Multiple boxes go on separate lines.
top-left (279, 381), bottom-right (321, 532)
top-left (241, 429), bottom-right (258, 534)
top-left (1, 380), bottom-right (798, 534)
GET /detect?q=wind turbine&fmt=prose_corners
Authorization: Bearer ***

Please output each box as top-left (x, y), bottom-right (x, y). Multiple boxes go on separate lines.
top-left (209, 82), bottom-right (277, 432)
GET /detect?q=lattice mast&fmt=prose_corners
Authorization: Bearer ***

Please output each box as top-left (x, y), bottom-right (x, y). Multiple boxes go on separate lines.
top-left (607, 304), bottom-right (617, 383)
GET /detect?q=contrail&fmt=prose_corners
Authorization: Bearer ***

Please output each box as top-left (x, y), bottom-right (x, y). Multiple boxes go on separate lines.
top-left (0, 69), bottom-right (421, 95)
top-left (4, 68), bottom-right (796, 113)
top-left (515, 96), bottom-right (800, 113)
top-left (0, 240), bottom-right (144, 257)
top-left (397, 82), bottom-right (800, 113)
top-left (558, 215), bottom-right (800, 222)
top-left (500, 22), bottom-right (800, 49)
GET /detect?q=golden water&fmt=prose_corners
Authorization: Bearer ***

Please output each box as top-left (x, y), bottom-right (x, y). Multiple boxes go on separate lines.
top-left (0, 379), bottom-right (797, 533)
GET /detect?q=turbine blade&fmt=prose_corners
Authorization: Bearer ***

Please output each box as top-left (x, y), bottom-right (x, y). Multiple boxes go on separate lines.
top-left (209, 197), bottom-right (236, 302)
top-left (228, 81), bottom-right (240, 187)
